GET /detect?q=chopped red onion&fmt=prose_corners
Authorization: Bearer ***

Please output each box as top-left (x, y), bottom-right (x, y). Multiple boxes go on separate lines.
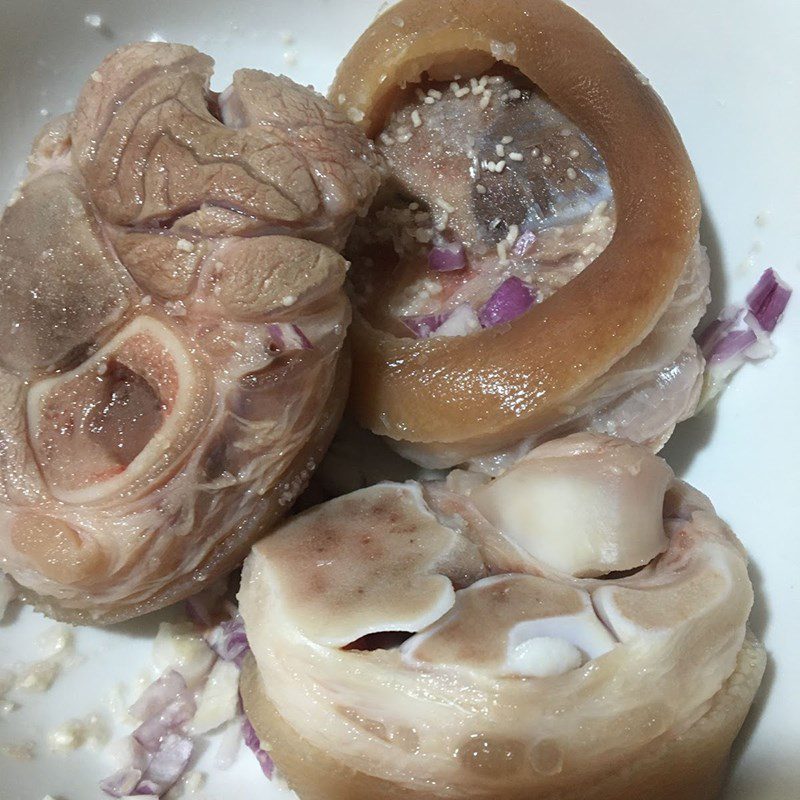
top-left (512, 230), bottom-right (537, 256)
top-left (143, 733), bottom-right (194, 789)
top-left (102, 671), bottom-right (196, 798)
top-left (699, 269), bottom-right (791, 402)
top-left (242, 716), bottom-right (274, 779)
top-left (130, 671), bottom-right (194, 723)
top-left (204, 614), bottom-right (250, 667)
top-left (478, 276), bottom-right (536, 328)
top-left (746, 267), bottom-right (792, 332)
top-left (428, 242), bottom-right (466, 272)
top-left (100, 767), bottom-right (143, 798)
top-left (401, 313), bottom-right (448, 339)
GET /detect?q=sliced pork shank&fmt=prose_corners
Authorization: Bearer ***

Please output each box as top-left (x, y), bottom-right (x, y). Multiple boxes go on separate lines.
top-left (239, 433), bottom-right (764, 800)
top-left (0, 43), bottom-right (380, 623)
top-left (332, 0), bottom-right (710, 469)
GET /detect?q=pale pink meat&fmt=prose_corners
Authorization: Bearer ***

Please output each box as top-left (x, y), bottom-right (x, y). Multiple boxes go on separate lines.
top-left (0, 43), bottom-right (380, 622)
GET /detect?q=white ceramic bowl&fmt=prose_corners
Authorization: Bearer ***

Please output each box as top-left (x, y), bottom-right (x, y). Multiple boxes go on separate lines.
top-left (1, 2), bottom-right (798, 798)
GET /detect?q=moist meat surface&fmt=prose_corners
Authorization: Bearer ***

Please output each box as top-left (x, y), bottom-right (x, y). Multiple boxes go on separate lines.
top-left (349, 70), bottom-right (614, 338)
top-left (0, 42), bottom-right (380, 622)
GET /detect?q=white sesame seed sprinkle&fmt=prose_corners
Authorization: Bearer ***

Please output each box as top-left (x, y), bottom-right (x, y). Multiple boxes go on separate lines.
top-left (531, 146), bottom-right (541, 157)
top-left (409, 202), bottom-right (420, 211)
top-left (411, 109), bottom-right (422, 127)
top-left (392, 16), bottom-right (405, 28)
top-left (84, 13), bottom-right (103, 29)
top-left (508, 151), bottom-right (524, 162)
top-left (176, 238), bottom-right (195, 252)
top-left (282, 295), bottom-right (296, 307)
top-left (476, 184), bottom-right (487, 194)
top-left (542, 154), bottom-right (553, 166)
top-left (380, 132), bottom-right (395, 146)
top-left (347, 107), bottom-right (365, 123)
top-left (495, 143), bottom-right (505, 157)
top-left (397, 131), bottom-right (413, 143)
top-left (501, 135), bottom-right (514, 144)
top-left (90, 71), bottom-right (103, 83)
top-left (566, 167), bottom-right (578, 180)
top-left (436, 198), bottom-right (456, 213)
top-left (337, 93), bottom-right (346, 105)
top-left (424, 96), bottom-right (435, 105)
top-left (428, 88), bottom-right (443, 100)
top-left (479, 91), bottom-right (492, 110)
top-left (560, 128), bottom-right (572, 137)
top-left (508, 88), bottom-right (522, 99)
top-left (495, 159), bottom-right (506, 172)
top-left (506, 224), bottom-right (520, 246)
top-left (569, 148), bottom-right (580, 159)
top-left (455, 86), bottom-right (470, 98)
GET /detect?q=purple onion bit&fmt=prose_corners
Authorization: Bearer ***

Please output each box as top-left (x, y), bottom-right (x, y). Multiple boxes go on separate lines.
top-left (512, 230), bottom-right (537, 256)
top-left (746, 268), bottom-right (792, 332)
top-left (428, 242), bottom-right (466, 272)
top-left (478, 276), bottom-right (536, 329)
top-left (242, 716), bottom-right (275, 779)
top-left (205, 614), bottom-right (251, 667)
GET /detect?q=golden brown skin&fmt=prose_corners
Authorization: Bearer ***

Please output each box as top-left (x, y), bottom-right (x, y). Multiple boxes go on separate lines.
top-left (242, 634), bottom-right (764, 800)
top-left (331, 0), bottom-right (701, 459)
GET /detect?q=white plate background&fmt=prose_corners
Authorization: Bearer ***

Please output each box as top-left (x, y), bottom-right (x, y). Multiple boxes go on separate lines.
top-left (0, 1), bottom-right (798, 798)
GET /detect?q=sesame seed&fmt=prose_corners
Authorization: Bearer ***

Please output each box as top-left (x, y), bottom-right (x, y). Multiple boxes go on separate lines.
top-left (508, 88), bottom-right (522, 99)
top-left (495, 159), bottom-right (506, 172)
top-left (90, 71), bottom-right (103, 83)
top-left (337, 93), bottom-right (346, 104)
top-left (436, 198), bottom-right (456, 213)
top-left (347, 107), bottom-right (365, 123)
top-left (392, 16), bottom-right (405, 27)
top-left (411, 109), bottom-right (422, 127)
top-left (282, 295), bottom-right (297, 307)
top-left (569, 148), bottom-right (580, 159)
top-left (176, 238), bottom-right (195, 252)
top-left (566, 167), bottom-right (578, 180)
top-left (428, 89), bottom-right (443, 100)
top-left (495, 143), bottom-right (505, 157)
top-left (506, 224), bottom-right (520, 246)
top-left (450, 81), bottom-right (461, 92)
top-left (409, 202), bottom-right (420, 211)
top-left (397, 131), bottom-right (413, 143)
top-left (542, 154), bottom-right (552, 166)
top-left (508, 152), bottom-right (524, 162)
top-left (531, 146), bottom-right (541, 157)
top-left (501, 135), bottom-right (514, 144)
top-left (476, 184), bottom-right (487, 194)
top-left (479, 91), bottom-right (492, 109)
top-left (84, 13), bottom-right (103, 29)
top-left (560, 128), bottom-right (572, 137)
top-left (424, 96), bottom-right (435, 104)
top-left (455, 86), bottom-right (470, 98)
top-left (380, 132), bottom-right (395, 146)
